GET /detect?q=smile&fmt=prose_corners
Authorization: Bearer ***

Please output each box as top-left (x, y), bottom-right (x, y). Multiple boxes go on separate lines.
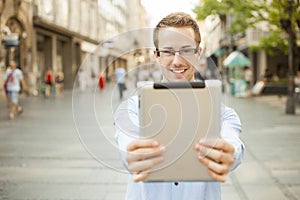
top-left (169, 68), bottom-right (188, 74)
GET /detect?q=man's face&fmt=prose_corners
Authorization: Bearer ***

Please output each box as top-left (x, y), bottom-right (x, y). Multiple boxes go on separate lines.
top-left (10, 62), bottom-right (16, 69)
top-left (155, 27), bottom-right (201, 82)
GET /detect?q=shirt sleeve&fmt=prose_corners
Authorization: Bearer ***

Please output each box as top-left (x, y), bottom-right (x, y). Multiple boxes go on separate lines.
top-left (220, 104), bottom-right (245, 171)
top-left (114, 96), bottom-right (139, 170)
top-left (17, 69), bottom-right (24, 81)
top-left (4, 69), bottom-right (11, 81)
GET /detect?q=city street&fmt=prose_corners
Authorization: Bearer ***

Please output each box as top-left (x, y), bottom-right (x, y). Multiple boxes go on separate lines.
top-left (0, 83), bottom-right (300, 200)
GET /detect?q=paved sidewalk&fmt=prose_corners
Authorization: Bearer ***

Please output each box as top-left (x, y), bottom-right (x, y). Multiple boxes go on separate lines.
top-left (0, 86), bottom-right (299, 199)
top-left (223, 95), bottom-right (300, 200)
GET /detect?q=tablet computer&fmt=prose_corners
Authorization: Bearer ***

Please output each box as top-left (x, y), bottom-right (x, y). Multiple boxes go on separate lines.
top-left (138, 80), bottom-right (222, 182)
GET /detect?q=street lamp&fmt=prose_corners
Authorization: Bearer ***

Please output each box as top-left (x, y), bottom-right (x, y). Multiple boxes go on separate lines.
top-left (279, 0), bottom-right (299, 114)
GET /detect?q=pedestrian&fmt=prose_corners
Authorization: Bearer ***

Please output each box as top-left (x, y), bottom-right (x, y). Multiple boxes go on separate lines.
top-left (243, 67), bottom-right (252, 87)
top-left (4, 60), bottom-right (28, 120)
top-left (78, 69), bottom-right (87, 92)
top-left (243, 66), bottom-right (253, 96)
top-left (137, 65), bottom-right (150, 82)
top-left (3, 62), bottom-right (12, 107)
top-left (294, 70), bottom-right (300, 103)
top-left (151, 65), bottom-right (162, 83)
top-left (99, 74), bottom-right (105, 91)
top-left (44, 68), bottom-right (54, 97)
top-left (55, 71), bottom-right (64, 96)
top-left (294, 70), bottom-right (300, 88)
top-left (114, 12), bottom-right (244, 199)
top-left (262, 68), bottom-right (272, 82)
top-left (90, 71), bottom-right (98, 89)
top-left (114, 66), bottom-right (127, 99)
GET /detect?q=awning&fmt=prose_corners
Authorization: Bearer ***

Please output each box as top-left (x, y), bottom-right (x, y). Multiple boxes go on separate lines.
top-left (223, 51), bottom-right (251, 68)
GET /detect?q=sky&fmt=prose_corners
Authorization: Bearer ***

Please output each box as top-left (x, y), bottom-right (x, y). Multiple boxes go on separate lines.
top-left (141, 0), bottom-right (199, 27)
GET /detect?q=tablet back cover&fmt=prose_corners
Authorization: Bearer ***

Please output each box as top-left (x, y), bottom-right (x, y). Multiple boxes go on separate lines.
top-left (139, 80), bottom-right (222, 182)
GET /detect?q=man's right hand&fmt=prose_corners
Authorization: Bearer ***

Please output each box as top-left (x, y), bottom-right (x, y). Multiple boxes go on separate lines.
top-left (126, 139), bottom-right (166, 182)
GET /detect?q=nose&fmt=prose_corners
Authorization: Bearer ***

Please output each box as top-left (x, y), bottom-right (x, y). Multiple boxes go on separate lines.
top-left (172, 52), bottom-right (182, 66)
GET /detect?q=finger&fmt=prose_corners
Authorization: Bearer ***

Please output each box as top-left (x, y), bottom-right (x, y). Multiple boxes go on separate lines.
top-left (196, 145), bottom-right (234, 164)
top-left (135, 146), bottom-right (166, 160)
top-left (126, 146), bottom-right (165, 163)
top-left (128, 156), bottom-right (164, 174)
top-left (199, 138), bottom-right (234, 154)
top-left (207, 168), bottom-right (227, 182)
top-left (133, 171), bottom-right (150, 182)
top-left (127, 139), bottom-right (159, 151)
top-left (198, 156), bottom-right (231, 175)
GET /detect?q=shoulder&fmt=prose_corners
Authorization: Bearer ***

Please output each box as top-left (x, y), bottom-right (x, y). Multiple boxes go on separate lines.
top-left (5, 68), bottom-right (12, 73)
top-left (114, 96), bottom-right (139, 127)
top-left (116, 96), bottom-right (138, 112)
top-left (221, 104), bottom-right (241, 122)
top-left (15, 69), bottom-right (23, 75)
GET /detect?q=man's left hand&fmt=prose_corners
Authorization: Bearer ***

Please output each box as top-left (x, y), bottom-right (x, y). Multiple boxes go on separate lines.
top-left (194, 138), bottom-right (234, 182)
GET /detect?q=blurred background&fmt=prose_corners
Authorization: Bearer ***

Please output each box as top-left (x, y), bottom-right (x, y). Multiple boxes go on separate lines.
top-left (0, 1), bottom-right (300, 199)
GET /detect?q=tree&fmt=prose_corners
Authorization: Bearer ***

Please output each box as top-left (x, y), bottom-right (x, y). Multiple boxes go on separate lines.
top-left (193, 0), bottom-right (300, 55)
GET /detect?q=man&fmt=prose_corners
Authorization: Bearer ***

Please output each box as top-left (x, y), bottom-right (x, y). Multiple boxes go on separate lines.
top-left (114, 66), bottom-right (127, 99)
top-left (45, 68), bottom-right (54, 97)
top-left (243, 66), bottom-right (253, 88)
top-left (4, 60), bottom-right (27, 120)
top-left (114, 12), bottom-right (244, 199)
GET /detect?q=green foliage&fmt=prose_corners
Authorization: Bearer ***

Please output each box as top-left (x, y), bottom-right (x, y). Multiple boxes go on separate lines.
top-left (193, 0), bottom-right (228, 20)
top-left (249, 30), bottom-right (288, 55)
top-left (193, 0), bottom-right (299, 55)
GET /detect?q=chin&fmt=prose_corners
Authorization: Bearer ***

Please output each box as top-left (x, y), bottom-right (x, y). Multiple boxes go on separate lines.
top-left (166, 76), bottom-right (190, 82)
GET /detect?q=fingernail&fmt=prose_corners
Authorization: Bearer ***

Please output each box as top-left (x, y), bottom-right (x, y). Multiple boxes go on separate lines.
top-left (159, 156), bottom-right (164, 162)
top-left (152, 141), bottom-right (159, 146)
top-left (160, 146), bottom-right (166, 152)
top-left (199, 139), bottom-right (204, 144)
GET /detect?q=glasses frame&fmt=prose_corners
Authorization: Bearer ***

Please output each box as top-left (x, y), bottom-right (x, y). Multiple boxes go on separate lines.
top-left (156, 48), bottom-right (198, 57)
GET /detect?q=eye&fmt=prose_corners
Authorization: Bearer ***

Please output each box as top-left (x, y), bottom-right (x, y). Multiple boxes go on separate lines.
top-left (161, 50), bottom-right (174, 56)
top-left (181, 49), bottom-right (194, 54)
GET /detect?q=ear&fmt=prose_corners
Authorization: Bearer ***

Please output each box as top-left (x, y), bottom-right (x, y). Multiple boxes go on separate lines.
top-left (154, 50), bottom-right (160, 62)
top-left (197, 47), bottom-right (202, 56)
top-left (154, 50), bottom-right (159, 58)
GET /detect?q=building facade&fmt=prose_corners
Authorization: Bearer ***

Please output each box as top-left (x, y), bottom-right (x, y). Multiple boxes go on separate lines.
top-left (201, 1), bottom-right (298, 85)
top-left (0, 0), bottom-right (147, 93)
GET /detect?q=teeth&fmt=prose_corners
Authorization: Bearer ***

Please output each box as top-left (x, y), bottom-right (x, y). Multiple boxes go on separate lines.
top-left (170, 68), bottom-right (186, 73)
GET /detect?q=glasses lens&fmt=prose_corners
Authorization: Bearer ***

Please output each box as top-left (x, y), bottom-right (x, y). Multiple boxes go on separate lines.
top-left (161, 50), bottom-right (173, 57)
top-left (181, 49), bottom-right (195, 56)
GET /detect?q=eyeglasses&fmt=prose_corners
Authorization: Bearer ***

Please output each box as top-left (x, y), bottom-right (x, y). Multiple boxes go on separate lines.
top-left (156, 48), bottom-right (198, 58)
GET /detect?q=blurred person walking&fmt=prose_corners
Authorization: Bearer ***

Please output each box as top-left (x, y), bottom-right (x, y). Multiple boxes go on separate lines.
top-left (99, 74), bottom-right (105, 91)
top-left (151, 65), bottom-right (163, 82)
top-left (55, 71), bottom-right (64, 96)
top-left (294, 71), bottom-right (300, 104)
top-left (3, 63), bottom-right (12, 107)
top-left (78, 69), bottom-right (87, 92)
top-left (294, 71), bottom-right (300, 87)
top-left (4, 60), bottom-right (28, 120)
top-left (243, 66), bottom-right (253, 96)
top-left (45, 68), bottom-right (54, 97)
top-left (114, 66), bottom-right (126, 100)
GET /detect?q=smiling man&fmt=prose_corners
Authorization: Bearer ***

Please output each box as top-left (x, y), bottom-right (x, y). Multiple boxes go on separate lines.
top-left (114, 12), bottom-right (244, 199)
top-left (153, 18), bottom-right (200, 82)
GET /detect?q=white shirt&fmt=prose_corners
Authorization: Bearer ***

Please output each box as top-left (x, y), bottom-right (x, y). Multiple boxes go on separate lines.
top-left (4, 68), bottom-right (23, 92)
top-left (114, 95), bottom-right (244, 200)
top-left (115, 68), bottom-right (126, 84)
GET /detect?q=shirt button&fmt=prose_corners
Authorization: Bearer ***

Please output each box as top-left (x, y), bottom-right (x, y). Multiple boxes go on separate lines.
top-left (174, 182), bottom-right (178, 186)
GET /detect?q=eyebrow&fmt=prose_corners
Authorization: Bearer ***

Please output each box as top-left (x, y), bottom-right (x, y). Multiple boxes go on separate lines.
top-left (160, 45), bottom-right (194, 50)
